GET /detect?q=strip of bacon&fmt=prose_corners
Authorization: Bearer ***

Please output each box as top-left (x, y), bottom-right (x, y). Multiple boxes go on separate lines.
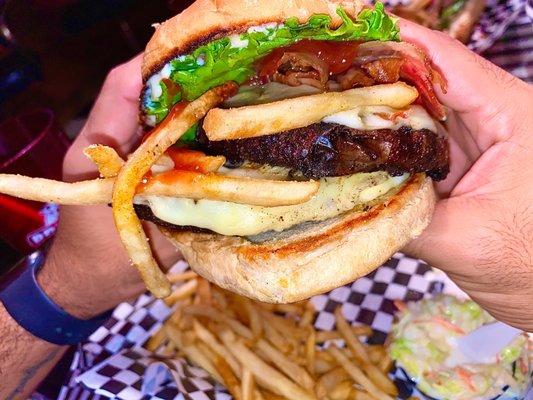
top-left (357, 41), bottom-right (447, 121)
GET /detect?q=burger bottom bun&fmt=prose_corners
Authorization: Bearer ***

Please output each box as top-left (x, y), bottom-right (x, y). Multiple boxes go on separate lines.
top-left (162, 173), bottom-right (436, 303)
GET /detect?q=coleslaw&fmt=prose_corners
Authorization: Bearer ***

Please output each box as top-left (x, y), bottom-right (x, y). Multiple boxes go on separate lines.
top-left (390, 295), bottom-right (531, 400)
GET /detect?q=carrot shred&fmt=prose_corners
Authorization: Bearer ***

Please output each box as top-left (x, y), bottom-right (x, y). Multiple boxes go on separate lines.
top-left (455, 366), bottom-right (475, 391)
top-left (430, 317), bottom-right (465, 335)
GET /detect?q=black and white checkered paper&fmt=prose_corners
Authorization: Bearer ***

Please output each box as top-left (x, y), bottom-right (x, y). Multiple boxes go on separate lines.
top-left (58, 3), bottom-right (532, 399)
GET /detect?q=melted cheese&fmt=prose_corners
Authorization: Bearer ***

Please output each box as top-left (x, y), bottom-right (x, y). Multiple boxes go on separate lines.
top-left (323, 105), bottom-right (437, 132)
top-left (137, 172), bottom-right (409, 236)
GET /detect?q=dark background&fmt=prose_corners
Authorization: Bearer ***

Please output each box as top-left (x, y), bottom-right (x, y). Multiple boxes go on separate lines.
top-left (0, 0), bottom-right (194, 126)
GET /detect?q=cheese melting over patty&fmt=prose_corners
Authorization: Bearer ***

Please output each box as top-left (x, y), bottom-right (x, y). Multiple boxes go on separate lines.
top-left (323, 105), bottom-right (437, 132)
top-left (137, 171), bottom-right (409, 236)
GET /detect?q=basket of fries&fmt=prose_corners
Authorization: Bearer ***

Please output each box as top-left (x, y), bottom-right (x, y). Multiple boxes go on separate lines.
top-left (61, 256), bottom-right (466, 399)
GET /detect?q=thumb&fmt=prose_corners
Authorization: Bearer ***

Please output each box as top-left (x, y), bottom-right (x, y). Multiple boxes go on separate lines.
top-left (399, 19), bottom-right (532, 155)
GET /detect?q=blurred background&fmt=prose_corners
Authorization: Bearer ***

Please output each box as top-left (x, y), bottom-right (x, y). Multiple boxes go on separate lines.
top-left (0, 0), bottom-right (193, 273)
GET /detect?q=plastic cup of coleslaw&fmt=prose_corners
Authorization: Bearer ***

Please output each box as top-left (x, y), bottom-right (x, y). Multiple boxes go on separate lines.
top-left (388, 295), bottom-right (531, 400)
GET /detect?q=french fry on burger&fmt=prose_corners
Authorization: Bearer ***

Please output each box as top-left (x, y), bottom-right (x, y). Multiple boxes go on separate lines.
top-left (0, 0), bottom-right (450, 300)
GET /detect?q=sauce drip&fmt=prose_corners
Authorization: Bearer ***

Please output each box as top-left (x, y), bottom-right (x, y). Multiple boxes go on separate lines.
top-left (258, 40), bottom-right (361, 77)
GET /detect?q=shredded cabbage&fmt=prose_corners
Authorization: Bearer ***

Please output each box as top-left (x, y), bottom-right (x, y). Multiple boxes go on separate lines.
top-left (390, 295), bottom-right (530, 400)
top-left (143, 3), bottom-right (399, 122)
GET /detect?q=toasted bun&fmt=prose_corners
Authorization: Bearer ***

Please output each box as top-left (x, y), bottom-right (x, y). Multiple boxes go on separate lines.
top-left (162, 173), bottom-right (436, 303)
top-left (142, 0), bottom-right (364, 80)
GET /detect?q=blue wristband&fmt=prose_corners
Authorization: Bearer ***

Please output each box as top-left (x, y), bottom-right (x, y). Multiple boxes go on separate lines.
top-left (0, 252), bottom-right (112, 345)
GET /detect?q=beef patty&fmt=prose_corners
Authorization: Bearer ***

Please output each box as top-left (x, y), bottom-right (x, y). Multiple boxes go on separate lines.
top-left (198, 123), bottom-right (449, 181)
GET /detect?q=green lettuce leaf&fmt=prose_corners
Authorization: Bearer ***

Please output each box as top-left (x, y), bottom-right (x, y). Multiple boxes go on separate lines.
top-left (144, 3), bottom-right (399, 122)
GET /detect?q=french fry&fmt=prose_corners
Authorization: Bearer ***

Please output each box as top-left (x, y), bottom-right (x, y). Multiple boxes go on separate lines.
top-left (335, 309), bottom-right (397, 396)
top-left (262, 392), bottom-right (286, 400)
top-left (0, 174), bottom-right (114, 205)
top-left (197, 277), bottom-right (212, 306)
top-left (316, 326), bottom-right (373, 343)
top-left (0, 170), bottom-right (318, 208)
top-left (203, 83), bottom-right (419, 140)
top-left (334, 308), bottom-right (371, 362)
top-left (315, 367), bottom-right (350, 398)
top-left (164, 279), bottom-right (198, 306)
top-left (315, 359), bottom-right (335, 374)
top-left (145, 326), bottom-right (167, 352)
top-left (328, 346), bottom-right (393, 400)
top-left (306, 328), bottom-right (316, 376)
top-left (255, 339), bottom-right (315, 392)
top-left (262, 319), bottom-right (291, 354)
top-left (299, 305), bottom-right (315, 328)
top-left (197, 341), bottom-right (219, 364)
top-left (214, 355), bottom-right (242, 400)
top-left (167, 270), bottom-right (198, 284)
top-left (353, 391), bottom-right (375, 400)
top-left (330, 380), bottom-right (353, 400)
top-left (184, 344), bottom-right (223, 383)
top-left (84, 144), bottom-right (124, 178)
top-left (181, 316), bottom-right (195, 331)
top-left (261, 311), bottom-right (305, 340)
top-left (368, 345), bottom-right (386, 365)
top-left (244, 300), bottom-right (262, 341)
top-left (160, 340), bottom-right (176, 357)
top-left (225, 317), bottom-right (254, 340)
top-left (211, 288), bottom-right (229, 309)
top-left (112, 83), bottom-right (236, 298)
top-left (140, 169), bottom-right (319, 207)
top-left (165, 323), bottom-right (183, 348)
top-left (193, 319), bottom-right (241, 377)
top-left (363, 364), bottom-right (398, 396)
top-left (220, 333), bottom-right (316, 400)
top-left (379, 352), bottom-right (393, 373)
top-left (184, 305), bottom-right (225, 323)
top-left (272, 304), bottom-right (303, 315)
top-left (242, 368), bottom-right (254, 400)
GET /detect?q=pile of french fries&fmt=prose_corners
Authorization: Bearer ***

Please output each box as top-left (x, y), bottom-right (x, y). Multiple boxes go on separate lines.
top-left (145, 270), bottom-right (405, 400)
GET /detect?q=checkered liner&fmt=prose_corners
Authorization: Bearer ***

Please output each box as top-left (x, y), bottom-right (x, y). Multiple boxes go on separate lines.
top-left (58, 4), bottom-right (531, 399)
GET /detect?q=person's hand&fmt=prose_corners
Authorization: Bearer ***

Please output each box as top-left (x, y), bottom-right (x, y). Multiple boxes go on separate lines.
top-left (399, 20), bottom-right (533, 331)
top-left (38, 55), bottom-right (181, 318)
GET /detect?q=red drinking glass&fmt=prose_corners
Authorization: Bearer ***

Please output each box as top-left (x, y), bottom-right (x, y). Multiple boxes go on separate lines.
top-left (0, 108), bottom-right (70, 253)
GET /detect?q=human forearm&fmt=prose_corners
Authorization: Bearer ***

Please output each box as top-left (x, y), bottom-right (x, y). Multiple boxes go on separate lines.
top-left (0, 303), bottom-right (66, 400)
top-left (0, 235), bottom-right (141, 398)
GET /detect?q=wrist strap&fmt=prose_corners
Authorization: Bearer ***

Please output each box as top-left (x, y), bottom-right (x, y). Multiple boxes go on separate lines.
top-left (0, 252), bottom-right (112, 345)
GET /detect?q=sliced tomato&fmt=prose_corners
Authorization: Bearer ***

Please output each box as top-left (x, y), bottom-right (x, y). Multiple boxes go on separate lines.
top-left (257, 40), bottom-right (361, 77)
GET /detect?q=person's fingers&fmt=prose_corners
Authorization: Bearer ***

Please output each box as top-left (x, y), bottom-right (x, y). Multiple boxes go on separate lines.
top-left (400, 19), bottom-right (522, 111)
top-left (399, 19), bottom-right (531, 151)
top-left (64, 54), bottom-right (144, 180)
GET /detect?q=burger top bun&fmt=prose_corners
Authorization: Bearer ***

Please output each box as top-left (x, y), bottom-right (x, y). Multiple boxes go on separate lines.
top-left (142, 0), bottom-right (364, 80)
top-left (163, 174), bottom-right (436, 303)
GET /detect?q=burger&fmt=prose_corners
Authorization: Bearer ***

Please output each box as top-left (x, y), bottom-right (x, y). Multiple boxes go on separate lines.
top-left (0, 0), bottom-right (450, 301)
top-left (133, 0), bottom-right (450, 302)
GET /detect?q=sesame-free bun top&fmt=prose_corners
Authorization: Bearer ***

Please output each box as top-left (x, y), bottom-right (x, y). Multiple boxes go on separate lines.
top-left (142, 0), bottom-right (364, 80)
